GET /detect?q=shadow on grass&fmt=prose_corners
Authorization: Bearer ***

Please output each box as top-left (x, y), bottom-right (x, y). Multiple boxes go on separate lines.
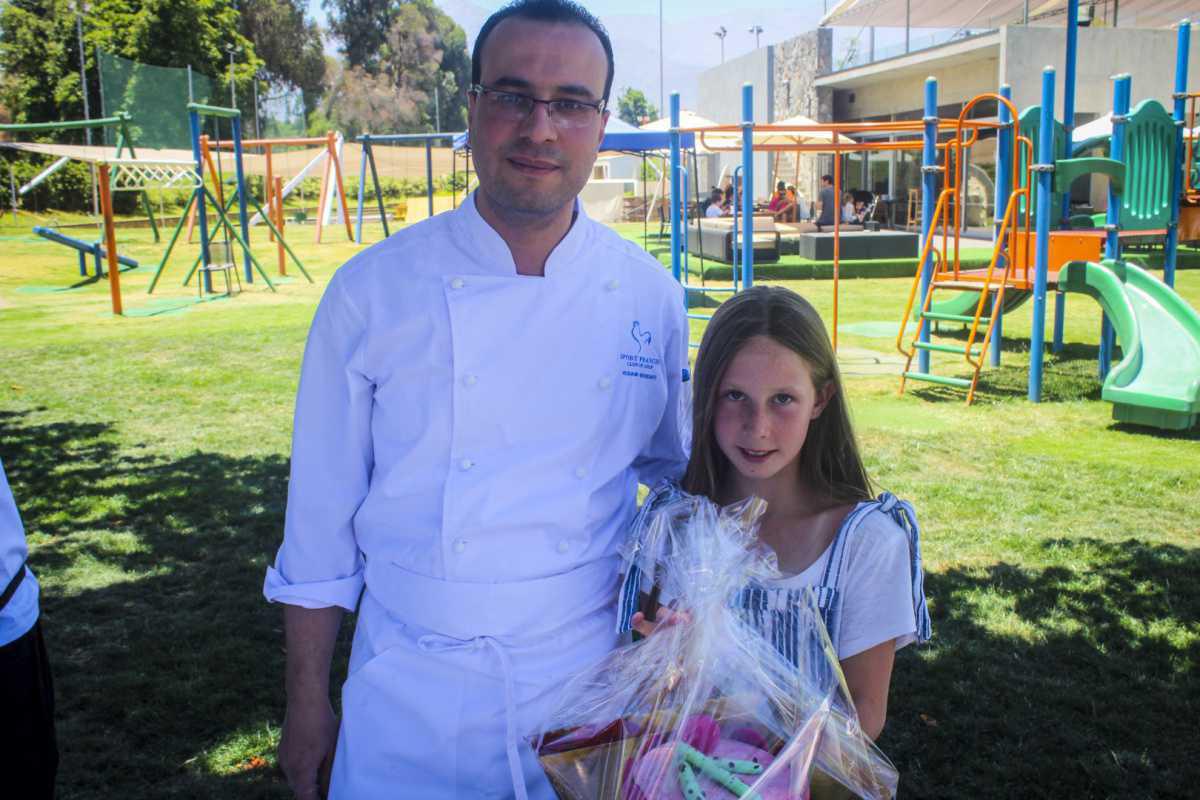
top-left (883, 537), bottom-right (1200, 798)
top-left (4, 409), bottom-right (1199, 796)
top-left (908, 342), bottom-right (1106, 405)
top-left (0, 408), bottom-right (351, 799)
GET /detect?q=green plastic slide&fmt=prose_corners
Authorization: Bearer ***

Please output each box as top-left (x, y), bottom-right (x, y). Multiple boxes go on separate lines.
top-left (1058, 259), bottom-right (1200, 430)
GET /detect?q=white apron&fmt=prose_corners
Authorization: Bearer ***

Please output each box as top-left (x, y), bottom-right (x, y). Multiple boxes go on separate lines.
top-left (331, 557), bottom-right (621, 799)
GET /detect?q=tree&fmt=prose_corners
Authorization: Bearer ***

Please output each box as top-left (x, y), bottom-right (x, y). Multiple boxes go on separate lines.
top-left (238, 0), bottom-right (326, 119)
top-left (616, 87), bottom-right (658, 127)
top-left (322, 0), bottom-right (396, 73)
top-left (0, 0), bottom-right (261, 130)
top-left (323, 0), bottom-right (469, 132)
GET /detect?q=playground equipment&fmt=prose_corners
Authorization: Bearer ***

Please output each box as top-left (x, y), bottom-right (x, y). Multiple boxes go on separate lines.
top-left (665, 4), bottom-right (1196, 428)
top-left (355, 132), bottom-right (462, 242)
top-left (1059, 259), bottom-right (1200, 429)
top-left (892, 19), bottom-right (1200, 428)
top-left (147, 103), bottom-right (313, 295)
top-left (33, 225), bottom-right (138, 276)
top-left (668, 86), bottom-right (1014, 352)
top-left (0, 113), bottom-right (163, 242)
top-left (207, 132), bottom-right (352, 247)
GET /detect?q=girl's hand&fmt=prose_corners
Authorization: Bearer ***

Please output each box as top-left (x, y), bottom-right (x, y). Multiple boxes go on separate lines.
top-left (630, 607), bottom-right (692, 638)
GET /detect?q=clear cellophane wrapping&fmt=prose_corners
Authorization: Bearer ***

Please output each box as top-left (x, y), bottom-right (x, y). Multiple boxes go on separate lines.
top-left (533, 489), bottom-right (899, 800)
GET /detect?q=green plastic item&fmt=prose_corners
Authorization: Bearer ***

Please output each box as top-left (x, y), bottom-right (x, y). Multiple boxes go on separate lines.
top-left (922, 288), bottom-right (1031, 322)
top-left (1116, 99), bottom-right (1176, 231)
top-left (1018, 106), bottom-right (1068, 224)
top-left (1054, 157), bottom-right (1124, 197)
top-left (1058, 259), bottom-right (1200, 430)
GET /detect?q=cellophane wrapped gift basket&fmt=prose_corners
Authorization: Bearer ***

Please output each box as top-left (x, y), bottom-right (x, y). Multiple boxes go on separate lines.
top-left (533, 489), bottom-right (899, 800)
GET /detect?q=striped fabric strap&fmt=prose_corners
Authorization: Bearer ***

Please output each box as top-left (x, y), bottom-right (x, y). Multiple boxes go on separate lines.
top-left (875, 493), bottom-right (933, 644)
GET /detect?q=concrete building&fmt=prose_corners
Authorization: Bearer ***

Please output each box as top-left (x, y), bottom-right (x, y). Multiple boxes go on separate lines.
top-left (694, 20), bottom-right (1199, 227)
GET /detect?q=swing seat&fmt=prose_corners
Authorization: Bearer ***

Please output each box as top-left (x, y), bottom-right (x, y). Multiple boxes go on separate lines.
top-left (198, 242), bottom-right (241, 298)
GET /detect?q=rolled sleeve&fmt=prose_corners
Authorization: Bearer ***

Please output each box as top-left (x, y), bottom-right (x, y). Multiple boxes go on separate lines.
top-left (634, 287), bottom-right (691, 487)
top-left (264, 273), bottom-right (373, 612)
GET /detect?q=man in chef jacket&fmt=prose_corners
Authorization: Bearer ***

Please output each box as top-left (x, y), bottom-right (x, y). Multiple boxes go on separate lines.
top-left (264, 1), bottom-right (690, 797)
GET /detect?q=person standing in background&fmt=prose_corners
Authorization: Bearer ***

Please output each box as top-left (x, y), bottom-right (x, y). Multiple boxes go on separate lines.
top-left (0, 456), bottom-right (58, 799)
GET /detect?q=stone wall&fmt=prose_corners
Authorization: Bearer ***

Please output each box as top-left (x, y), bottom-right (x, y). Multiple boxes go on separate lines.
top-left (771, 28), bottom-right (833, 204)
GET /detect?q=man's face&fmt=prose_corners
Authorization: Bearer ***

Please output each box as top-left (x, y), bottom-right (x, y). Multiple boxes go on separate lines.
top-left (468, 17), bottom-right (609, 221)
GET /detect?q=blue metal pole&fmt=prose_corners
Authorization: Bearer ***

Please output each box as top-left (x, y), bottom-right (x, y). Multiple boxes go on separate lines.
top-left (678, 164), bottom-right (690, 279)
top-left (993, 84), bottom-right (1013, 368)
top-left (1100, 74), bottom-right (1131, 379)
top-left (918, 77), bottom-right (938, 375)
top-left (1029, 67), bottom-right (1056, 403)
top-left (669, 93), bottom-right (681, 285)
top-left (1061, 0), bottom-right (1079, 225)
top-left (731, 165), bottom-right (742, 281)
top-left (356, 134), bottom-right (368, 243)
top-left (741, 83), bottom-right (754, 289)
top-left (231, 115), bottom-right (253, 283)
top-left (1165, 19), bottom-right (1191, 288)
top-left (188, 108), bottom-right (213, 294)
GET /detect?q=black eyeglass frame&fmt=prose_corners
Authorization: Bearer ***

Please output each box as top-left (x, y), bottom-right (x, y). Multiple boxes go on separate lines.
top-left (469, 83), bottom-right (607, 120)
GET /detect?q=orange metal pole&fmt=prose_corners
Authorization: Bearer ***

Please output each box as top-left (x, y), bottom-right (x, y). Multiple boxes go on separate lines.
top-left (210, 136), bottom-right (330, 149)
top-left (97, 164), bottom-right (123, 316)
top-left (275, 175), bottom-right (287, 276)
top-left (833, 151), bottom-right (841, 352)
top-left (265, 145), bottom-right (275, 243)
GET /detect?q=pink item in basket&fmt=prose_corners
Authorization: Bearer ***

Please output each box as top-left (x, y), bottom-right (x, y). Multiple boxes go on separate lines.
top-left (626, 738), bottom-right (806, 800)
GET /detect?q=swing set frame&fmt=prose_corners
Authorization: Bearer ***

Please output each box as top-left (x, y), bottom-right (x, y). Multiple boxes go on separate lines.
top-left (147, 103), bottom-right (313, 294)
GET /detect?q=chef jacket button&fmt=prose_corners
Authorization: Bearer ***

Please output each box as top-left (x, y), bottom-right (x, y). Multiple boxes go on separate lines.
top-left (556, 540), bottom-right (570, 554)
top-left (463, 374), bottom-right (478, 387)
top-left (450, 277), bottom-right (466, 290)
top-left (574, 466), bottom-right (588, 479)
top-left (453, 539), bottom-right (467, 554)
top-left (598, 376), bottom-right (613, 390)
top-left (459, 458), bottom-right (474, 471)
top-left (606, 279), bottom-right (620, 291)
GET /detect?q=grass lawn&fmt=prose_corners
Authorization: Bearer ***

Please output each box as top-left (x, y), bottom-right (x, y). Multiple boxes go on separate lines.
top-left (1, 212), bottom-right (1197, 798)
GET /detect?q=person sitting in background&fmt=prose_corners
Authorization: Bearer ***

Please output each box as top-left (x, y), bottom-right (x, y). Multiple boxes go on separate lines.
top-left (842, 192), bottom-right (862, 224)
top-left (704, 187), bottom-right (727, 218)
top-left (768, 180), bottom-right (795, 222)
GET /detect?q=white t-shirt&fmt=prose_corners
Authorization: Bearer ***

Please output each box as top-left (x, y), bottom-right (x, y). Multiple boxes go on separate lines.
top-left (767, 508), bottom-right (917, 660)
top-left (842, 202), bottom-right (858, 223)
top-left (705, 203), bottom-right (724, 218)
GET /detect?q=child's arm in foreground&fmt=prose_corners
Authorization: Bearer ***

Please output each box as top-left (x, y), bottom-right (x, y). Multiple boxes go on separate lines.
top-left (839, 639), bottom-right (898, 740)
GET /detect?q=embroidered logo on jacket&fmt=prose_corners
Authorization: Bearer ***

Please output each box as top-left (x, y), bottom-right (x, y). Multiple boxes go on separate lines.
top-left (621, 320), bottom-right (660, 381)
top-left (630, 321), bottom-right (652, 353)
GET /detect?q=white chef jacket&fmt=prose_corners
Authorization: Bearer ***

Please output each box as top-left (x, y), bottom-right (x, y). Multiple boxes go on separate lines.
top-left (264, 194), bottom-right (690, 799)
top-left (0, 457), bottom-right (39, 648)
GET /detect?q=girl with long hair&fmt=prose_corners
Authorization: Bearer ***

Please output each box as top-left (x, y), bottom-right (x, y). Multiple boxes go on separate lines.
top-left (618, 286), bottom-right (931, 740)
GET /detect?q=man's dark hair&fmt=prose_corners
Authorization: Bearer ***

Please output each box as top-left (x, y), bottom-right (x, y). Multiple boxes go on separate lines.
top-left (821, 174), bottom-right (833, 184)
top-left (472, 0), bottom-right (615, 102)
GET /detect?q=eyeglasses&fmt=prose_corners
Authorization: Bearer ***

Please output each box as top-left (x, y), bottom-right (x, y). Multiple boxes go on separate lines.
top-left (470, 84), bottom-right (606, 129)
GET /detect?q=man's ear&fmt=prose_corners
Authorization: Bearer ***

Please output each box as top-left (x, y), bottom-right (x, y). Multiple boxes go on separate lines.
top-left (812, 382), bottom-right (837, 419)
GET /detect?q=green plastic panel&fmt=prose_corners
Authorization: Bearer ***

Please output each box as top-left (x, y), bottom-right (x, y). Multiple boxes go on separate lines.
top-left (1054, 157), bottom-right (1124, 197)
top-left (1117, 99), bottom-right (1176, 230)
top-left (1058, 259), bottom-right (1200, 430)
top-left (1017, 106), bottom-right (1068, 224)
